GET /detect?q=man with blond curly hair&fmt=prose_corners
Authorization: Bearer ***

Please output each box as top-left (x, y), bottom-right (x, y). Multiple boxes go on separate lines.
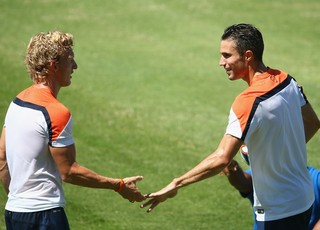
top-left (0, 31), bottom-right (145, 230)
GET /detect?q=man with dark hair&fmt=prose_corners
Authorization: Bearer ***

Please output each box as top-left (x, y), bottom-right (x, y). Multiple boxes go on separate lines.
top-left (141, 23), bottom-right (320, 230)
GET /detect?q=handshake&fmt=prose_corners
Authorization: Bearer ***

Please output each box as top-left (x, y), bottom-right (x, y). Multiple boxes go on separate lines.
top-left (116, 176), bottom-right (178, 213)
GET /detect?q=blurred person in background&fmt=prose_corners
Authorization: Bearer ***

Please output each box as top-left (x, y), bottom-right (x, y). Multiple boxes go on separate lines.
top-left (223, 145), bottom-right (320, 230)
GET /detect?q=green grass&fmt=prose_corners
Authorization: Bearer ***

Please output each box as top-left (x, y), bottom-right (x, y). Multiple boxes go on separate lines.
top-left (0, 0), bottom-right (319, 229)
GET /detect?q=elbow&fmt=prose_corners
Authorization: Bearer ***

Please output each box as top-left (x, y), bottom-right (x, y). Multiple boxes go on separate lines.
top-left (221, 157), bottom-right (232, 170)
top-left (59, 168), bottom-right (75, 183)
top-left (214, 153), bottom-right (232, 172)
top-left (218, 150), bottom-right (232, 166)
top-left (58, 162), bottom-right (79, 184)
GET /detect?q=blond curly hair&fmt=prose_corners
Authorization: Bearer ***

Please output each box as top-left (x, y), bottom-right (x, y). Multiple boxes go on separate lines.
top-left (25, 31), bottom-right (74, 83)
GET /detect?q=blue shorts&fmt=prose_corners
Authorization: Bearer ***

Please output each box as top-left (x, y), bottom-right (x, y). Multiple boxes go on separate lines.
top-left (256, 206), bottom-right (312, 230)
top-left (5, 207), bottom-right (70, 230)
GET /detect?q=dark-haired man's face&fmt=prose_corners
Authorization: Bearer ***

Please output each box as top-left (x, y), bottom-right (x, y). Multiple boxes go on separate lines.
top-left (219, 39), bottom-right (248, 81)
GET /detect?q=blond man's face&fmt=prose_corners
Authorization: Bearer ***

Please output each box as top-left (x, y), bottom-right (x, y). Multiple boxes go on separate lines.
top-left (54, 49), bottom-right (77, 87)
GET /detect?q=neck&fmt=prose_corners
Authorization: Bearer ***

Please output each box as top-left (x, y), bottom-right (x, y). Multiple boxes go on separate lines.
top-left (34, 82), bottom-right (60, 98)
top-left (253, 62), bottom-right (268, 76)
top-left (245, 62), bottom-right (268, 86)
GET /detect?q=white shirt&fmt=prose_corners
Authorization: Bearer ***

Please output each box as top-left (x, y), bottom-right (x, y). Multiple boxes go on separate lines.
top-left (4, 85), bottom-right (74, 212)
top-left (226, 69), bottom-right (314, 221)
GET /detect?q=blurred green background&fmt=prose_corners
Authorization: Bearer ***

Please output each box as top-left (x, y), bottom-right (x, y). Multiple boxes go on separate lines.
top-left (0, 0), bottom-right (319, 229)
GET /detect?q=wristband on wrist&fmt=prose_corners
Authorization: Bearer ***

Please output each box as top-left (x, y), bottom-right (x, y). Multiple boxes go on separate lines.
top-left (115, 179), bottom-right (125, 192)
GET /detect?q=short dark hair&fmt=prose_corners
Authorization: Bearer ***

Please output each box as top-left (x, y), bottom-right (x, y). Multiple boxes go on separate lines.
top-left (221, 23), bottom-right (264, 62)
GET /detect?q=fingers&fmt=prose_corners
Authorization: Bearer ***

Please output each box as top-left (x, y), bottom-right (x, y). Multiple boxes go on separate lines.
top-left (128, 191), bottom-right (146, 203)
top-left (147, 201), bottom-right (159, 212)
top-left (140, 198), bottom-right (154, 208)
top-left (133, 175), bottom-right (143, 182)
top-left (119, 184), bottom-right (146, 202)
top-left (144, 193), bottom-right (153, 198)
top-left (122, 186), bottom-right (146, 202)
top-left (118, 175), bottom-right (145, 201)
top-left (144, 192), bottom-right (163, 198)
top-left (134, 192), bottom-right (146, 202)
top-left (129, 184), bottom-right (146, 202)
top-left (140, 198), bottom-right (159, 213)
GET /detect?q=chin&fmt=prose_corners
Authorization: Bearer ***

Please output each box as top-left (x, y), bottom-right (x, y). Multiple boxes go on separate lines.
top-left (228, 74), bottom-right (243, 81)
top-left (228, 75), bottom-right (236, 81)
top-left (63, 82), bottom-right (72, 87)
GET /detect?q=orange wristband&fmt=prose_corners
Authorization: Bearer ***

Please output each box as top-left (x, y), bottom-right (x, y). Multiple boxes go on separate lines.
top-left (115, 179), bottom-right (124, 192)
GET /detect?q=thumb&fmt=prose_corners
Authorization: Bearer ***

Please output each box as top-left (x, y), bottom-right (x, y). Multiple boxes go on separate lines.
top-left (144, 193), bottom-right (154, 198)
top-left (125, 175), bottom-right (144, 183)
top-left (132, 175), bottom-right (143, 182)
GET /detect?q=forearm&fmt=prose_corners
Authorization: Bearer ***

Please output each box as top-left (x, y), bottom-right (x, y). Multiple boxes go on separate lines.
top-left (0, 128), bottom-right (9, 194)
top-left (50, 145), bottom-right (121, 190)
top-left (174, 135), bottom-right (242, 189)
top-left (62, 162), bottom-right (120, 190)
top-left (302, 103), bottom-right (320, 143)
top-left (141, 135), bottom-right (242, 213)
top-left (0, 161), bottom-right (10, 194)
top-left (174, 152), bottom-right (229, 188)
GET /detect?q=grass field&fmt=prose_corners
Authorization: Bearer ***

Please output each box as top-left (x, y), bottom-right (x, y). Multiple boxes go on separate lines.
top-left (0, 0), bottom-right (319, 229)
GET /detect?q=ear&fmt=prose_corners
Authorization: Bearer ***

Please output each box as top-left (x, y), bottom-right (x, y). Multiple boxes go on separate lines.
top-left (49, 61), bottom-right (58, 72)
top-left (244, 50), bottom-right (254, 62)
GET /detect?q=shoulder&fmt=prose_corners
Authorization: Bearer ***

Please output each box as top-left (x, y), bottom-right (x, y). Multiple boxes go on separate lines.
top-left (231, 89), bottom-right (256, 120)
top-left (232, 68), bottom-right (292, 114)
top-left (17, 86), bottom-right (71, 121)
top-left (41, 99), bottom-right (70, 125)
top-left (17, 86), bottom-right (72, 130)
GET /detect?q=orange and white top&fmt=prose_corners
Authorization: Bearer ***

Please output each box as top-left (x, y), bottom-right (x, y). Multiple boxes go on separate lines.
top-left (4, 85), bottom-right (74, 212)
top-left (226, 68), bottom-right (314, 221)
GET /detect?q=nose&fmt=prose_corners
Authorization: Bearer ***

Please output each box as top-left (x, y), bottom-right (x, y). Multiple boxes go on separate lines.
top-left (73, 60), bottom-right (78, 70)
top-left (219, 56), bottom-right (225, 67)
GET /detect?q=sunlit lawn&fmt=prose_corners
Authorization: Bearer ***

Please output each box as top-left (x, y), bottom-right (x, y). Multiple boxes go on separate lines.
top-left (0, 0), bottom-right (319, 229)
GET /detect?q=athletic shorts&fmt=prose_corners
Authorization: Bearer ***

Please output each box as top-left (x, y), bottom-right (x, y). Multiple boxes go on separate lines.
top-left (4, 207), bottom-right (70, 230)
top-left (256, 206), bottom-right (312, 230)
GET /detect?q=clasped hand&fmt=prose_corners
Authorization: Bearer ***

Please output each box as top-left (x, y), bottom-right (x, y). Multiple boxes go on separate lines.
top-left (118, 176), bottom-right (146, 203)
top-left (140, 181), bottom-right (178, 213)
top-left (119, 177), bottom-right (178, 213)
